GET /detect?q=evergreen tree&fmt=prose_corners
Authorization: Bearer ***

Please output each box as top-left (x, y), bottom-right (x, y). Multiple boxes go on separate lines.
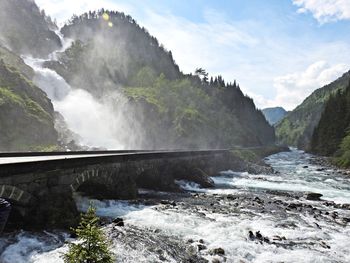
top-left (62, 205), bottom-right (114, 263)
top-left (311, 80), bottom-right (350, 156)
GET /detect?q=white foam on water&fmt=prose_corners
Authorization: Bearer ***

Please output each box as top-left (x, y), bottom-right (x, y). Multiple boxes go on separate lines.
top-left (0, 232), bottom-right (68, 263)
top-left (85, 197), bottom-right (350, 262)
top-left (3, 147), bottom-right (350, 262)
top-left (74, 194), bottom-right (146, 218)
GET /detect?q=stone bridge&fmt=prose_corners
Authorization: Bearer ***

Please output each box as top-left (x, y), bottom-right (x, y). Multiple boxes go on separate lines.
top-left (0, 150), bottom-right (233, 229)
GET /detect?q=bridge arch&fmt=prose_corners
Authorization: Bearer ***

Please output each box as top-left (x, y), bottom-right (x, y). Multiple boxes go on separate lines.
top-left (0, 185), bottom-right (33, 205)
top-left (70, 168), bottom-right (114, 192)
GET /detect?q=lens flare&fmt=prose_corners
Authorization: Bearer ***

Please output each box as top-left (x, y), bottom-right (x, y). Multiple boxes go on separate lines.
top-left (108, 22), bottom-right (113, 27)
top-left (102, 13), bottom-right (109, 21)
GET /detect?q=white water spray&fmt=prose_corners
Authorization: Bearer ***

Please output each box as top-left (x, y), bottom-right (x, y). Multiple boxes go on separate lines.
top-left (23, 33), bottom-right (142, 149)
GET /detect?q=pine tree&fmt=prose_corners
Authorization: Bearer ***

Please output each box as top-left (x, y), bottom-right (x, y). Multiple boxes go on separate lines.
top-left (62, 205), bottom-right (114, 263)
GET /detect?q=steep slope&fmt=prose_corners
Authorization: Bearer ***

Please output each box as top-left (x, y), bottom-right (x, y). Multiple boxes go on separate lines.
top-left (310, 81), bottom-right (350, 162)
top-left (275, 71), bottom-right (350, 149)
top-left (262, 107), bottom-right (287, 125)
top-left (0, 51), bottom-right (57, 151)
top-left (44, 10), bottom-right (274, 149)
top-left (0, 45), bottom-right (34, 79)
top-left (0, 0), bottom-right (61, 57)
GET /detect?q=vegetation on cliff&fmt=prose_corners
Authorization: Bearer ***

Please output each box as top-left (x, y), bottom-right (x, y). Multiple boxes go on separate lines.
top-left (275, 71), bottom-right (350, 149)
top-left (0, 58), bottom-right (57, 151)
top-left (46, 10), bottom-right (275, 149)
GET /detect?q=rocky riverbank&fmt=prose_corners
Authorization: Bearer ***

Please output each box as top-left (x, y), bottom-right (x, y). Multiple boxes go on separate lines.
top-left (1, 148), bottom-right (350, 262)
top-left (308, 154), bottom-right (350, 177)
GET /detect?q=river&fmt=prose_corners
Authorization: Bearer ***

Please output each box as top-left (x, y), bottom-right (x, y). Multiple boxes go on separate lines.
top-left (0, 149), bottom-right (350, 262)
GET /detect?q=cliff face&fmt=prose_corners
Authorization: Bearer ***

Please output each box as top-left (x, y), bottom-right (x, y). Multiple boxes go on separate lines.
top-left (0, 58), bottom-right (57, 151)
top-left (0, 0), bottom-right (61, 57)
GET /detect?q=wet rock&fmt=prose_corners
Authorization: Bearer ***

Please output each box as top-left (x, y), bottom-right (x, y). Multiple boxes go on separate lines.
top-left (305, 192), bottom-right (323, 201)
top-left (209, 247), bottom-right (225, 256)
top-left (320, 241), bottom-right (331, 249)
top-left (316, 168), bottom-right (325, 171)
top-left (113, 218), bottom-right (124, 227)
top-left (314, 222), bottom-right (321, 229)
top-left (332, 211), bottom-right (338, 219)
top-left (197, 244), bottom-right (206, 251)
top-left (248, 231), bottom-right (271, 244)
top-left (227, 194), bottom-right (236, 200)
top-left (160, 200), bottom-right (177, 206)
top-left (256, 231), bottom-right (263, 240)
top-left (288, 203), bottom-right (298, 209)
top-left (272, 235), bottom-right (286, 241)
top-left (342, 217), bottom-right (350, 223)
top-left (248, 231), bottom-right (255, 241)
top-left (341, 204), bottom-right (350, 210)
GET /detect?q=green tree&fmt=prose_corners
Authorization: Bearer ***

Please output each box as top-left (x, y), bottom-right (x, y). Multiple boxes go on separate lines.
top-left (62, 205), bottom-right (114, 263)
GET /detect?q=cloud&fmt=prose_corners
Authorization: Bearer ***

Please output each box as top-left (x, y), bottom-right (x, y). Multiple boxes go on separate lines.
top-left (293, 0), bottom-right (350, 23)
top-left (141, 9), bottom-right (259, 75)
top-left (268, 61), bottom-right (349, 110)
top-left (35, 0), bottom-right (132, 25)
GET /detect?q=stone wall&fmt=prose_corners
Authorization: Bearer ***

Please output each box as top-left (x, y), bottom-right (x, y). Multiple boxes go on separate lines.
top-left (0, 150), bottom-right (231, 230)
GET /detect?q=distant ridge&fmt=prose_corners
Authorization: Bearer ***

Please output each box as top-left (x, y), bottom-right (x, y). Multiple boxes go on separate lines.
top-left (262, 107), bottom-right (287, 125)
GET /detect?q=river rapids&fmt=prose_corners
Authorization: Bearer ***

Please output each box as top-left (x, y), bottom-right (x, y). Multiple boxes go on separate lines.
top-left (1, 149), bottom-right (350, 262)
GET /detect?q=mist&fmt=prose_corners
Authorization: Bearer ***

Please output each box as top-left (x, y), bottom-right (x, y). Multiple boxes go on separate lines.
top-left (24, 54), bottom-right (146, 150)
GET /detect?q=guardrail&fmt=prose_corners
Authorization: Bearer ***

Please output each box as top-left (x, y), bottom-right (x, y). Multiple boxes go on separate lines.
top-left (0, 150), bottom-right (229, 177)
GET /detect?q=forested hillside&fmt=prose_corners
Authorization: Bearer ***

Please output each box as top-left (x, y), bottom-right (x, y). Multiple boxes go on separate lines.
top-left (310, 81), bottom-right (350, 166)
top-left (275, 71), bottom-right (350, 149)
top-left (44, 10), bottom-right (275, 149)
top-left (0, 2), bottom-right (275, 151)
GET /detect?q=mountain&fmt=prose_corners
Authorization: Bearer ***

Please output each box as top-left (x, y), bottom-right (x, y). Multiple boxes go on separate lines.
top-left (0, 49), bottom-right (57, 151)
top-left (0, 4), bottom-right (275, 151)
top-left (44, 10), bottom-right (275, 149)
top-left (275, 71), bottom-right (350, 149)
top-left (310, 81), bottom-right (350, 166)
top-left (262, 107), bottom-right (287, 125)
top-left (0, 0), bottom-right (61, 57)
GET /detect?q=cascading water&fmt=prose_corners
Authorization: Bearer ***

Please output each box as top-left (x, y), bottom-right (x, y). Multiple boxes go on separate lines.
top-left (23, 33), bottom-right (141, 150)
top-left (1, 149), bottom-right (350, 262)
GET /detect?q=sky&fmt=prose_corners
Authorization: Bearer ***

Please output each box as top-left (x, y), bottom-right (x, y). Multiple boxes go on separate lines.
top-left (35, 0), bottom-right (350, 111)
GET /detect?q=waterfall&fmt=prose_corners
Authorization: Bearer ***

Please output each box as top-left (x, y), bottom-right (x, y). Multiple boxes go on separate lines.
top-left (23, 34), bottom-right (137, 150)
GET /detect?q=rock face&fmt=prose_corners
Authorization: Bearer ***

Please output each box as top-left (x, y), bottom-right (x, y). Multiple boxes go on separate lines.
top-left (0, 0), bottom-right (61, 57)
top-left (0, 59), bottom-right (58, 151)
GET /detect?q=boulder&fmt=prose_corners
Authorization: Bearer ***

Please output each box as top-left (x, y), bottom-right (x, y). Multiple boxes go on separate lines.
top-left (113, 217), bottom-right (124, 227)
top-left (305, 192), bottom-right (323, 201)
top-left (209, 247), bottom-right (225, 256)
